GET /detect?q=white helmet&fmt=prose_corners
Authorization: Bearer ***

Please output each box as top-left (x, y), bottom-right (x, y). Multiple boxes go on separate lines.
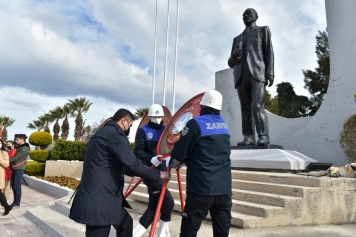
top-left (200, 90), bottom-right (223, 110)
top-left (148, 104), bottom-right (164, 117)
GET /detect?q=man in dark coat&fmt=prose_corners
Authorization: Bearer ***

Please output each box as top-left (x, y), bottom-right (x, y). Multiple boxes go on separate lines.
top-left (228, 8), bottom-right (274, 146)
top-left (69, 109), bottom-right (169, 237)
top-left (9, 134), bottom-right (29, 208)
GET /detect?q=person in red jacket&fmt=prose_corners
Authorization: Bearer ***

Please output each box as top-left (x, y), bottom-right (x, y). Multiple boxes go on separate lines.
top-left (4, 141), bottom-right (16, 201)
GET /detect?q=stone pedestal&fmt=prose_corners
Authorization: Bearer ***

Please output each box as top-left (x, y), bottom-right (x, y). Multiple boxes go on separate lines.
top-left (230, 149), bottom-right (319, 170)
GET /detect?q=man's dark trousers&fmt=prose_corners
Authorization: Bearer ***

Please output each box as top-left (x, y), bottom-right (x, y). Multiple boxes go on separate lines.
top-left (139, 178), bottom-right (174, 228)
top-left (11, 169), bottom-right (24, 205)
top-left (86, 208), bottom-right (132, 237)
top-left (237, 58), bottom-right (269, 143)
top-left (180, 191), bottom-right (232, 237)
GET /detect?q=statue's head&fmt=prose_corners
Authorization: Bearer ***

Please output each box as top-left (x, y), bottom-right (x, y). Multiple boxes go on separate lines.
top-left (243, 8), bottom-right (258, 25)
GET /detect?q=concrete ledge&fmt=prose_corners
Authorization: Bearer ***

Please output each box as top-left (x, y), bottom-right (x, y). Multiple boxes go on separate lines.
top-left (25, 202), bottom-right (84, 237)
top-left (23, 174), bottom-right (74, 198)
top-left (45, 160), bottom-right (83, 179)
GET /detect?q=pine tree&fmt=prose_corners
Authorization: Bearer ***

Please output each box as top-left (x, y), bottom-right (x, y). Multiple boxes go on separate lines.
top-left (276, 82), bottom-right (312, 118)
top-left (265, 90), bottom-right (279, 115)
top-left (303, 30), bottom-right (330, 115)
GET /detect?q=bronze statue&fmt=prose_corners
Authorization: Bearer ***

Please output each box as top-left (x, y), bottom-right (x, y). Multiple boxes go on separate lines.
top-left (228, 8), bottom-right (274, 146)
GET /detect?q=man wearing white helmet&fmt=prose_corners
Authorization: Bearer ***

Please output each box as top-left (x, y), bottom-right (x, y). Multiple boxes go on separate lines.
top-left (168, 90), bottom-right (232, 237)
top-left (133, 104), bottom-right (174, 237)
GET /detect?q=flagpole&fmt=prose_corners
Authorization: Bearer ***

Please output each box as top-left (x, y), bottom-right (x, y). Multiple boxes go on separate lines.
top-left (172, 0), bottom-right (180, 114)
top-left (163, 0), bottom-right (170, 106)
top-left (152, 0), bottom-right (158, 105)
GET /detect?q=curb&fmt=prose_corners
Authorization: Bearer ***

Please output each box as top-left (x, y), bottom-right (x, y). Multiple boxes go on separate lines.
top-left (23, 174), bottom-right (74, 198)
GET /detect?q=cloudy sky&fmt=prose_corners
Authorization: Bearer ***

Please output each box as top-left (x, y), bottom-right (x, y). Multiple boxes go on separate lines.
top-left (0, 0), bottom-right (327, 142)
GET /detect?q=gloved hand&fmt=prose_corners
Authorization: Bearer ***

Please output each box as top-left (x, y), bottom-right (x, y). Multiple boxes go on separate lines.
top-left (151, 155), bottom-right (162, 167)
top-left (164, 156), bottom-right (171, 168)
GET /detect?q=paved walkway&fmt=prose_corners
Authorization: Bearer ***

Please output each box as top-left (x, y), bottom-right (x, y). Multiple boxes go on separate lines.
top-left (1, 184), bottom-right (356, 237)
top-left (0, 184), bottom-right (56, 237)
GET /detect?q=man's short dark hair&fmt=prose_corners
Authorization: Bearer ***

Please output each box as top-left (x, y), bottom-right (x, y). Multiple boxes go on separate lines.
top-left (112, 109), bottom-right (135, 122)
top-left (14, 134), bottom-right (27, 141)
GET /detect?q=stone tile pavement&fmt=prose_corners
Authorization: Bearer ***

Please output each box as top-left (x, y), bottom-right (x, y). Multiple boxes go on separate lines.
top-left (0, 184), bottom-right (56, 237)
top-left (1, 183), bottom-right (356, 237)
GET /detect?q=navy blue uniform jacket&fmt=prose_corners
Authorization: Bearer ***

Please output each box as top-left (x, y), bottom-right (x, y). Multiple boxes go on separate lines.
top-left (134, 121), bottom-right (167, 171)
top-left (170, 107), bottom-right (232, 196)
top-left (69, 121), bottom-right (161, 226)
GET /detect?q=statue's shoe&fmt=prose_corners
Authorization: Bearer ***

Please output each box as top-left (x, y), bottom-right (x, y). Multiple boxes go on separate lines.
top-left (257, 138), bottom-right (270, 145)
top-left (237, 140), bottom-right (255, 146)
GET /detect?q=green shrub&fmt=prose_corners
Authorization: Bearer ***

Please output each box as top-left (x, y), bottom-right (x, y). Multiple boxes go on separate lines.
top-left (340, 114), bottom-right (356, 162)
top-left (25, 161), bottom-right (46, 176)
top-left (29, 131), bottom-right (52, 146)
top-left (52, 139), bottom-right (88, 161)
top-left (29, 150), bottom-right (51, 163)
top-left (130, 142), bottom-right (135, 151)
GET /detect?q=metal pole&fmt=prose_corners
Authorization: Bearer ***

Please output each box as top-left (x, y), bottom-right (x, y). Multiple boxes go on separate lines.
top-left (172, 0), bottom-right (180, 114)
top-left (149, 167), bottom-right (171, 237)
top-left (162, 0), bottom-right (170, 106)
top-left (152, 0), bottom-right (158, 105)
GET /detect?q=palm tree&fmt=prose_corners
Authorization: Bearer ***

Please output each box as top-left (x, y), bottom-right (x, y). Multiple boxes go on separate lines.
top-left (27, 119), bottom-right (45, 150)
top-left (134, 108), bottom-right (149, 120)
top-left (49, 106), bottom-right (64, 142)
top-left (82, 125), bottom-right (92, 142)
top-left (39, 113), bottom-right (53, 133)
top-left (60, 104), bottom-right (73, 141)
top-left (67, 97), bottom-right (92, 142)
top-left (27, 119), bottom-right (45, 131)
top-left (0, 116), bottom-right (15, 141)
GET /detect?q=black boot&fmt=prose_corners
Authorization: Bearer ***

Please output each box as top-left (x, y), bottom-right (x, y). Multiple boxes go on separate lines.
top-left (3, 205), bottom-right (12, 216)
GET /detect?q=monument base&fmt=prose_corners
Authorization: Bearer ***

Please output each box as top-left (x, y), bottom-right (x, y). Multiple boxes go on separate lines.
top-left (230, 149), bottom-right (319, 170)
top-left (231, 144), bottom-right (284, 150)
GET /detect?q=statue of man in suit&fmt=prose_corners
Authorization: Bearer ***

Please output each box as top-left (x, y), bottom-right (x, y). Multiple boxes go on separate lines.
top-left (228, 8), bottom-right (274, 146)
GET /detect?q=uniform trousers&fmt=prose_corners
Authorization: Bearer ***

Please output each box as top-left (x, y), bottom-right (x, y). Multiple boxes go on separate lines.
top-left (85, 208), bottom-right (132, 237)
top-left (180, 191), bottom-right (232, 237)
top-left (139, 178), bottom-right (174, 228)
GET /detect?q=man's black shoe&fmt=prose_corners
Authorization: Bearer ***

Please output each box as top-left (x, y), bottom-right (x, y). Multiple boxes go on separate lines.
top-left (3, 205), bottom-right (12, 216)
top-left (10, 203), bottom-right (20, 209)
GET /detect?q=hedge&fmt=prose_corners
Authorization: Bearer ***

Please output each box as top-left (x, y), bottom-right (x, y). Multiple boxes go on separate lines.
top-left (25, 161), bottom-right (46, 176)
top-left (29, 131), bottom-right (52, 146)
top-left (29, 150), bottom-right (51, 163)
top-left (52, 139), bottom-right (88, 161)
top-left (340, 114), bottom-right (356, 162)
top-left (51, 140), bottom-right (136, 161)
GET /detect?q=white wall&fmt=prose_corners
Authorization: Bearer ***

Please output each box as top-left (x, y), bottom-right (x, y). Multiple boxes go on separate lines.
top-left (216, 0), bottom-right (356, 166)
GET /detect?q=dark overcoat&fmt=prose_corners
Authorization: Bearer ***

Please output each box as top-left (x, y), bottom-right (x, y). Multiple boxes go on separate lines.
top-left (69, 121), bottom-right (161, 226)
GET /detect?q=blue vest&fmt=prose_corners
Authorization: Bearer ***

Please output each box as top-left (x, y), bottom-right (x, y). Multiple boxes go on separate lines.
top-left (194, 114), bottom-right (230, 137)
top-left (141, 124), bottom-right (165, 142)
top-left (185, 114), bottom-right (231, 196)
